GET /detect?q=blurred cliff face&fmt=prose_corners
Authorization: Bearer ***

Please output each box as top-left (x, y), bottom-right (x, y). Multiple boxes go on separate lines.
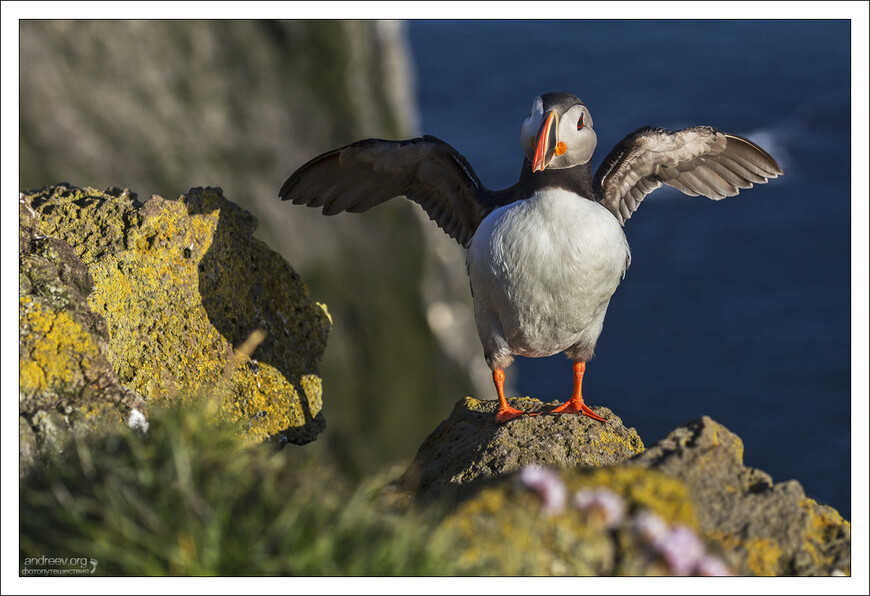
top-left (20, 20), bottom-right (484, 474)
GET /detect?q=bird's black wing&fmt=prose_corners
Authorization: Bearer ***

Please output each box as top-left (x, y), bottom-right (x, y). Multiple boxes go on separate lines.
top-left (279, 135), bottom-right (499, 247)
top-left (594, 126), bottom-right (783, 224)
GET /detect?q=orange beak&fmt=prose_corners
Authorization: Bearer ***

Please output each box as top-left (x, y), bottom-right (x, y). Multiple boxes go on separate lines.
top-left (532, 110), bottom-right (559, 172)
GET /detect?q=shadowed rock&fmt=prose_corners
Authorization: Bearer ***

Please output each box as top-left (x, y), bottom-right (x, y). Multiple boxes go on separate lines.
top-left (394, 396), bottom-right (644, 498)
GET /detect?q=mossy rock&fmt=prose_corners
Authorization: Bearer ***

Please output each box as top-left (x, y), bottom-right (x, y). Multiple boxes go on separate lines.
top-left (395, 396), bottom-right (644, 498)
top-left (19, 194), bottom-right (145, 472)
top-left (629, 416), bottom-right (851, 576)
top-left (24, 184), bottom-right (332, 446)
top-left (435, 465), bottom-right (725, 576)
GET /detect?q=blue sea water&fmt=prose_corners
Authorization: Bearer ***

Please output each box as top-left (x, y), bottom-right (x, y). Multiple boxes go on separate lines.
top-left (408, 20), bottom-right (852, 518)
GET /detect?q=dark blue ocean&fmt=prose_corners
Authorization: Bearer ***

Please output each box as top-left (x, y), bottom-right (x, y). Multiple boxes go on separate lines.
top-left (409, 20), bottom-right (852, 518)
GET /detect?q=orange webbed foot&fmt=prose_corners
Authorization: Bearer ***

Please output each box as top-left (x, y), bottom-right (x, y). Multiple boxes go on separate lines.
top-left (551, 399), bottom-right (606, 422)
top-left (495, 405), bottom-right (536, 423)
top-left (492, 367), bottom-right (540, 423)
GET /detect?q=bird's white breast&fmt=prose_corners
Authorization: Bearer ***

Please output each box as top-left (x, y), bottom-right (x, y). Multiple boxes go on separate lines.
top-left (468, 188), bottom-right (630, 364)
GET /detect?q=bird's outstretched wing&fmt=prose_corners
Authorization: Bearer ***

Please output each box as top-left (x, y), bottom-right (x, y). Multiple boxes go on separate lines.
top-left (280, 135), bottom-right (498, 247)
top-left (594, 126), bottom-right (783, 224)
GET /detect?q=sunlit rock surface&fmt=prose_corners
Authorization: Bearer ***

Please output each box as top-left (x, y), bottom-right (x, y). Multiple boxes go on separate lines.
top-left (19, 193), bottom-right (145, 474)
top-left (394, 396), bottom-right (644, 498)
top-left (630, 416), bottom-right (851, 576)
top-left (22, 184), bottom-right (331, 451)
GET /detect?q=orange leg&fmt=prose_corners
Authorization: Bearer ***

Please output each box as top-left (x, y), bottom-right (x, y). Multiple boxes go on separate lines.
top-left (551, 361), bottom-right (606, 422)
top-left (493, 368), bottom-right (528, 423)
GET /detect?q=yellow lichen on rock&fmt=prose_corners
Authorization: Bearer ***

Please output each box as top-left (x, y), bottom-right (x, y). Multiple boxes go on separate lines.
top-left (19, 297), bottom-right (103, 397)
top-left (798, 498), bottom-right (851, 575)
top-left (744, 537), bottom-right (783, 576)
top-left (27, 185), bottom-right (331, 445)
top-left (217, 361), bottom-right (311, 445)
top-left (707, 531), bottom-right (782, 576)
top-left (441, 483), bottom-right (609, 576)
top-left (589, 428), bottom-right (645, 464)
top-left (19, 190), bottom-right (144, 472)
top-left (438, 465), bottom-right (699, 576)
top-left (569, 467), bottom-right (696, 528)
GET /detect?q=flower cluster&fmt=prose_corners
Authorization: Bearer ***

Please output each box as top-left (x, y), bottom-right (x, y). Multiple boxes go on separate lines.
top-left (632, 510), bottom-right (731, 576)
top-left (518, 465), bottom-right (567, 515)
top-left (517, 465), bottom-right (732, 576)
top-left (574, 487), bottom-right (625, 529)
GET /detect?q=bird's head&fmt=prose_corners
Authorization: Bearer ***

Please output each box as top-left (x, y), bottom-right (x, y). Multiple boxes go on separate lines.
top-left (521, 92), bottom-right (597, 172)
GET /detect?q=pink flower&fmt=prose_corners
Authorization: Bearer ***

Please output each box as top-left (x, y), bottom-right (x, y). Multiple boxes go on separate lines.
top-left (696, 555), bottom-right (732, 577)
top-left (633, 511), bottom-right (728, 576)
top-left (574, 488), bottom-right (625, 529)
top-left (657, 525), bottom-right (706, 576)
top-left (519, 465), bottom-right (567, 515)
top-left (632, 510), bottom-right (669, 546)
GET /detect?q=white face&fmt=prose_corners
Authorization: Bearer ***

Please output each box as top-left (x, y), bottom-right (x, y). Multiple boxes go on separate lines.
top-left (521, 96), bottom-right (546, 158)
top-left (521, 96), bottom-right (597, 169)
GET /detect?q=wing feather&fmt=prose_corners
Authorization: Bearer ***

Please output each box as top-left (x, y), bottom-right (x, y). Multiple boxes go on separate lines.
top-left (594, 126), bottom-right (782, 224)
top-left (280, 135), bottom-right (495, 247)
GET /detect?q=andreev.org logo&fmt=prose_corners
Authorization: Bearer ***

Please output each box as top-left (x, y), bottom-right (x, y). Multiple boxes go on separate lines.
top-left (20, 555), bottom-right (98, 575)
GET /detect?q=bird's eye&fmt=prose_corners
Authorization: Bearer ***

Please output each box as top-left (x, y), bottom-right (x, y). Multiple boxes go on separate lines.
top-left (577, 114), bottom-right (585, 130)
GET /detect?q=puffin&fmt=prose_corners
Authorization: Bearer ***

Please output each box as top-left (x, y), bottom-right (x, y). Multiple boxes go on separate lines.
top-left (279, 91), bottom-right (782, 424)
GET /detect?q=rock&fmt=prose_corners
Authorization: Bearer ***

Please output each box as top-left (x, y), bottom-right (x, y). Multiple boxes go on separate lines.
top-left (24, 184), bottom-right (331, 446)
top-left (19, 21), bottom-right (489, 473)
top-left (394, 409), bottom-right (849, 576)
top-left (19, 194), bottom-right (145, 472)
top-left (394, 396), bottom-right (644, 498)
top-left (629, 416), bottom-right (850, 576)
top-left (434, 465), bottom-right (730, 576)
top-left (19, 417), bottom-right (39, 478)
